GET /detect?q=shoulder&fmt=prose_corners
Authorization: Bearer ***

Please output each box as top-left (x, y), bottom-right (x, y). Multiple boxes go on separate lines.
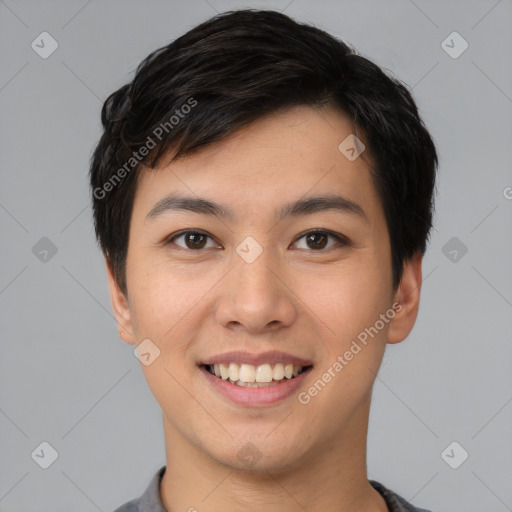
top-left (112, 466), bottom-right (167, 512)
top-left (112, 497), bottom-right (139, 512)
top-left (369, 480), bottom-right (433, 512)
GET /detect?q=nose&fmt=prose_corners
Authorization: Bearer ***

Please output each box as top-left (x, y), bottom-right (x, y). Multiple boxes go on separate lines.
top-left (214, 250), bottom-right (298, 334)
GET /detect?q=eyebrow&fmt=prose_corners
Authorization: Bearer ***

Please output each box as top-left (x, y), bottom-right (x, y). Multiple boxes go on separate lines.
top-left (145, 193), bottom-right (367, 223)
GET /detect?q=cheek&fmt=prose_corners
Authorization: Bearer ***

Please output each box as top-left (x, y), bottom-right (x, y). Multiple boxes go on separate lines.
top-left (126, 251), bottom-right (206, 337)
top-left (296, 259), bottom-right (390, 426)
top-left (299, 253), bottom-right (391, 340)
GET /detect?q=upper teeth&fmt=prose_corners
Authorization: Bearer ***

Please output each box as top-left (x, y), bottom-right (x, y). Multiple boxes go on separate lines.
top-left (210, 363), bottom-right (304, 383)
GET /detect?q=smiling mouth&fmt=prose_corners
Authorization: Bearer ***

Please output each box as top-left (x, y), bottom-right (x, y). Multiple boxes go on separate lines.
top-left (202, 363), bottom-right (313, 387)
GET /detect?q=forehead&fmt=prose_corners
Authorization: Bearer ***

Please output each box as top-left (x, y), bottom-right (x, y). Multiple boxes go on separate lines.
top-left (131, 105), bottom-right (382, 225)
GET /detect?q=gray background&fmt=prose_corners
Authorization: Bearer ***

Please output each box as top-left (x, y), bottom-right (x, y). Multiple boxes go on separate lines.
top-left (1, 0), bottom-right (511, 511)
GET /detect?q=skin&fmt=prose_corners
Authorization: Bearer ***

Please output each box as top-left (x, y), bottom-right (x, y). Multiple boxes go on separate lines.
top-left (107, 105), bottom-right (423, 512)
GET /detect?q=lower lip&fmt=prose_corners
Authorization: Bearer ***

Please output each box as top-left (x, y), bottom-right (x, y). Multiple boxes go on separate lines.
top-left (199, 365), bottom-right (312, 406)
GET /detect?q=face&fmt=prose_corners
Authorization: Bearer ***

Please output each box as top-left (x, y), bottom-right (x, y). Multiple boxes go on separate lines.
top-left (108, 105), bottom-right (422, 473)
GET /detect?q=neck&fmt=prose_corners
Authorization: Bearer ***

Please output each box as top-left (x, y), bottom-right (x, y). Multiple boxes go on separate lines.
top-left (159, 394), bottom-right (388, 512)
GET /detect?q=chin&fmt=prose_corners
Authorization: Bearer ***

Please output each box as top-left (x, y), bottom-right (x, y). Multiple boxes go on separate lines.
top-left (204, 433), bottom-right (308, 474)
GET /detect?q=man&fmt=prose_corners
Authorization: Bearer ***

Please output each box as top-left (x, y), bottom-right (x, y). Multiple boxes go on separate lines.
top-left (90, 9), bottom-right (437, 512)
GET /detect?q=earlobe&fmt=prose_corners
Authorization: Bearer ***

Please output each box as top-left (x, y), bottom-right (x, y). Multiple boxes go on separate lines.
top-left (387, 252), bottom-right (423, 344)
top-left (105, 258), bottom-right (136, 345)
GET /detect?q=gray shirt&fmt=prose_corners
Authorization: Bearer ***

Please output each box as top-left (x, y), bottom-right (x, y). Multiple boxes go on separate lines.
top-left (113, 466), bottom-right (433, 512)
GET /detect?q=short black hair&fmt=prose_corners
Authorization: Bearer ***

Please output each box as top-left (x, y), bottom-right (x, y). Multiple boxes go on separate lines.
top-left (90, 8), bottom-right (438, 296)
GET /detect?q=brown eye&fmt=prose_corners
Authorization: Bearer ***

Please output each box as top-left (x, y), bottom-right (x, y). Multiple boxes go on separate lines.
top-left (184, 233), bottom-right (207, 249)
top-left (167, 231), bottom-right (218, 250)
top-left (294, 230), bottom-right (349, 251)
top-left (306, 232), bottom-right (328, 249)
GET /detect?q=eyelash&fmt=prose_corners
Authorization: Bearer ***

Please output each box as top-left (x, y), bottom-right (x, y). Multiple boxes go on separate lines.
top-left (164, 229), bottom-right (351, 252)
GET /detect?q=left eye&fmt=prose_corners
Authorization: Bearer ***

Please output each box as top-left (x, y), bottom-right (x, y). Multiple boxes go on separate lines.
top-left (165, 230), bottom-right (348, 251)
top-left (293, 230), bottom-right (348, 250)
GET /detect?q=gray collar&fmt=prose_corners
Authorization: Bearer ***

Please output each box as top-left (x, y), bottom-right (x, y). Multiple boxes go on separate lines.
top-left (115, 466), bottom-right (432, 512)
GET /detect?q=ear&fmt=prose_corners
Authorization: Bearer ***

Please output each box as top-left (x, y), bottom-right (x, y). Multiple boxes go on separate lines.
top-left (105, 258), bottom-right (136, 345)
top-left (387, 251), bottom-right (423, 344)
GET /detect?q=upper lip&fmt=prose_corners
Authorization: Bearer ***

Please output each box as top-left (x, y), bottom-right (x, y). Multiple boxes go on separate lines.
top-left (199, 350), bottom-right (313, 367)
